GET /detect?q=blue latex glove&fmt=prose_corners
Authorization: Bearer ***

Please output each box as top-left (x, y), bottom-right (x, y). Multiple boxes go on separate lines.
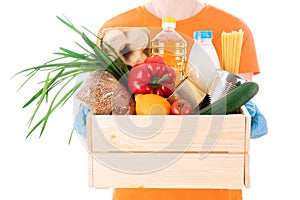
top-left (73, 104), bottom-right (90, 138)
top-left (245, 100), bottom-right (268, 139)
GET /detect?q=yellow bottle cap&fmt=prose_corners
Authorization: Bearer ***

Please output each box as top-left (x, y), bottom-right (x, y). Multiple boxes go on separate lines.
top-left (162, 18), bottom-right (176, 23)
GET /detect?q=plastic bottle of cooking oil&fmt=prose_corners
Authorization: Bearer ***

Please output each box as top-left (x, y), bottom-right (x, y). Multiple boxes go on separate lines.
top-left (150, 18), bottom-right (187, 86)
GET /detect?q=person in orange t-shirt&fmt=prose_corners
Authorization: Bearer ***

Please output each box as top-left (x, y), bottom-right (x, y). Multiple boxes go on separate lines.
top-left (97, 0), bottom-right (260, 199)
top-left (99, 0), bottom-right (260, 80)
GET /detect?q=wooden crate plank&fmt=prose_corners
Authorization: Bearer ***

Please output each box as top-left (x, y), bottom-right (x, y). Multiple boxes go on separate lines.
top-left (89, 153), bottom-right (245, 189)
top-left (88, 114), bottom-right (246, 153)
top-left (241, 106), bottom-right (251, 152)
top-left (87, 113), bottom-right (93, 154)
top-left (88, 154), bottom-right (94, 188)
top-left (244, 152), bottom-right (250, 188)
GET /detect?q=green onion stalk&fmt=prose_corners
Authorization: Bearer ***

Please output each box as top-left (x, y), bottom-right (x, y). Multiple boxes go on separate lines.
top-left (13, 16), bottom-right (129, 142)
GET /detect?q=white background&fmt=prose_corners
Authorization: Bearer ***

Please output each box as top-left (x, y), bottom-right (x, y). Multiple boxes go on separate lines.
top-left (1, 0), bottom-right (299, 199)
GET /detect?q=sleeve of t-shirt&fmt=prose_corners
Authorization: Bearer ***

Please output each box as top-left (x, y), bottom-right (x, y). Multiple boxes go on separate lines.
top-left (239, 24), bottom-right (260, 75)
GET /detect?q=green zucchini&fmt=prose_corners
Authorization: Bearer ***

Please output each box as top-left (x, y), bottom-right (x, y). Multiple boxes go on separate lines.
top-left (198, 81), bottom-right (259, 115)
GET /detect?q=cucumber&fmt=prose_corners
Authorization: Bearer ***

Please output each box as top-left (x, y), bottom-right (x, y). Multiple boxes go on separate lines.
top-left (199, 81), bottom-right (259, 115)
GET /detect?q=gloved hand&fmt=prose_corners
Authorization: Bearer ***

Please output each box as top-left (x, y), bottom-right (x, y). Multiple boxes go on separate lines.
top-left (73, 104), bottom-right (90, 138)
top-left (245, 99), bottom-right (268, 139)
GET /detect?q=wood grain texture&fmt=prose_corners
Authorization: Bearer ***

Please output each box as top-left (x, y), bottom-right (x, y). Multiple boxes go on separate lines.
top-left (87, 106), bottom-right (251, 189)
top-left (88, 114), bottom-right (246, 153)
top-left (244, 152), bottom-right (250, 188)
top-left (89, 153), bottom-right (245, 189)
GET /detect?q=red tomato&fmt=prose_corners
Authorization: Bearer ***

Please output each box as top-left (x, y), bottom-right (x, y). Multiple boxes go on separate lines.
top-left (171, 98), bottom-right (192, 115)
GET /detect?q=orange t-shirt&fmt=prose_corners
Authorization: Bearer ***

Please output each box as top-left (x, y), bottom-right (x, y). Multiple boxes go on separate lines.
top-left (112, 188), bottom-right (242, 200)
top-left (98, 4), bottom-right (259, 200)
top-left (99, 4), bottom-right (260, 75)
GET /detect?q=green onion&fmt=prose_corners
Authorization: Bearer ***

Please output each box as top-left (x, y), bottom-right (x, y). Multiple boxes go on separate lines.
top-left (13, 15), bottom-right (129, 140)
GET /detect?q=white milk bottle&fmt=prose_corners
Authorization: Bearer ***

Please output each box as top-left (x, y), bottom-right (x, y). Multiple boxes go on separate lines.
top-left (187, 30), bottom-right (220, 92)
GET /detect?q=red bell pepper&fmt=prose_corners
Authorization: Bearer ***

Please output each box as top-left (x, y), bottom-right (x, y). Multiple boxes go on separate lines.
top-left (128, 56), bottom-right (176, 98)
top-left (143, 55), bottom-right (167, 65)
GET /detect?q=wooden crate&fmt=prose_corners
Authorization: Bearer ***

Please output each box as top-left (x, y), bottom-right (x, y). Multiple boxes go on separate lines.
top-left (87, 107), bottom-right (251, 189)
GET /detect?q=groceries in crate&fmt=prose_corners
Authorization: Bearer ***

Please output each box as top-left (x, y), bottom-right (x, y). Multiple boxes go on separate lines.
top-left (75, 23), bottom-right (258, 116)
top-left (14, 16), bottom-right (265, 140)
top-left (76, 25), bottom-right (258, 116)
top-left (76, 54), bottom-right (259, 116)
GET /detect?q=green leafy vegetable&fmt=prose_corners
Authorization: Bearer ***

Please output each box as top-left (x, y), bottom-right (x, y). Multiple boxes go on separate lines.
top-left (13, 15), bottom-right (129, 141)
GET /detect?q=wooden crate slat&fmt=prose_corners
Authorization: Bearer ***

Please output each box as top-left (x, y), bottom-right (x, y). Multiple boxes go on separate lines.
top-left (89, 153), bottom-right (245, 189)
top-left (89, 114), bottom-right (246, 153)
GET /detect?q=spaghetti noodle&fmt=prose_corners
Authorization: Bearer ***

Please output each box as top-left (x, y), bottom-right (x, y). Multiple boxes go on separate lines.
top-left (221, 29), bottom-right (244, 74)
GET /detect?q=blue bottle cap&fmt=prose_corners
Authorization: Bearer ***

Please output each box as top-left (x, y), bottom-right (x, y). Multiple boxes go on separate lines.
top-left (194, 30), bottom-right (213, 39)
